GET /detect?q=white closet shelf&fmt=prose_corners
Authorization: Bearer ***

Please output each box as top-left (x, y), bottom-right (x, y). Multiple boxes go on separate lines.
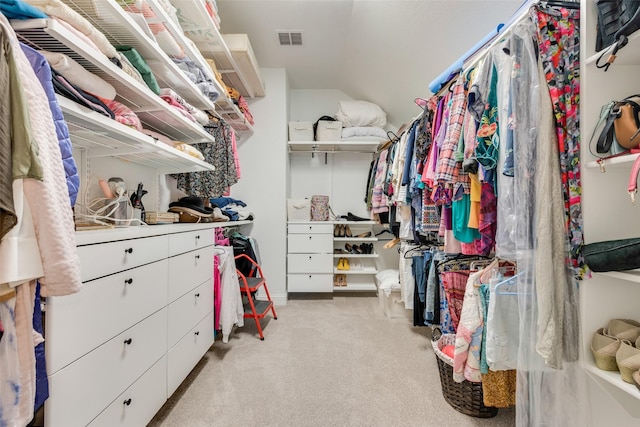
top-left (62, 0), bottom-right (216, 112)
top-left (334, 283), bottom-right (377, 291)
top-left (585, 152), bottom-right (640, 169)
top-left (59, 96), bottom-right (214, 173)
top-left (595, 269), bottom-right (640, 283)
top-left (12, 18), bottom-right (214, 144)
top-left (332, 220), bottom-right (377, 225)
top-left (583, 363), bottom-right (640, 416)
top-left (334, 237), bottom-right (378, 242)
top-left (170, 0), bottom-right (262, 98)
top-left (333, 254), bottom-right (379, 258)
top-left (586, 30), bottom-right (640, 66)
top-left (333, 269), bottom-right (378, 275)
top-left (288, 140), bottom-right (381, 153)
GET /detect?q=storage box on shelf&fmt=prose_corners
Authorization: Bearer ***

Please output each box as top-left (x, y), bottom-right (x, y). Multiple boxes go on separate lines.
top-left (580, 0), bottom-right (640, 417)
top-left (333, 221), bottom-right (378, 291)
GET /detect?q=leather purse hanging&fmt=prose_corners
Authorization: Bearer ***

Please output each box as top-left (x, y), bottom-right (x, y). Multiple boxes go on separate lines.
top-left (596, 95), bottom-right (640, 154)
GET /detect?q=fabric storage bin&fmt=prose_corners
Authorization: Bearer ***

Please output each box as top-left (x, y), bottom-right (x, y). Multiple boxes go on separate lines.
top-left (431, 330), bottom-right (498, 418)
top-left (316, 120), bottom-right (342, 140)
top-left (289, 121), bottom-right (313, 141)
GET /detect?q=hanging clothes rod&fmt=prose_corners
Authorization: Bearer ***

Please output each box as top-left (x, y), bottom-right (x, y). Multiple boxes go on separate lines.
top-left (428, 0), bottom-right (576, 97)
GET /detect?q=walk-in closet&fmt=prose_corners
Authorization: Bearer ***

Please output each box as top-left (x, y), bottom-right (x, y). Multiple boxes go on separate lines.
top-left (2, 0), bottom-right (640, 426)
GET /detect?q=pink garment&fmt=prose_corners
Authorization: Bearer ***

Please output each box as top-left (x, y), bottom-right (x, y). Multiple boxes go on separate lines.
top-left (15, 281), bottom-right (36, 426)
top-left (214, 255), bottom-right (221, 331)
top-left (160, 94), bottom-right (196, 122)
top-left (238, 95), bottom-right (254, 125)
top-left (101, 98), bottom-right (143, 131)
top-left (230, 126), bottom-right (241, 179)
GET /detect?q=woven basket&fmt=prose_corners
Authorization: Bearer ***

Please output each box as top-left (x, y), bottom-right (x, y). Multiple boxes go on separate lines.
top-left (431, 332), bottom-right (498, 418)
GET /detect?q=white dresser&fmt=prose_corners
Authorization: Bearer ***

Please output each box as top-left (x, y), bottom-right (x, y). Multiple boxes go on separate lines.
top-left (287, 222), bottom-right (333, 292)
top-left (44, 224), bottom-right (217, 427)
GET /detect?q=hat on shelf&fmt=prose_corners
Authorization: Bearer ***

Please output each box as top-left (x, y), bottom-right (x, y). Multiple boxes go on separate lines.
top-left (168, 196), bottom-right (213, 223)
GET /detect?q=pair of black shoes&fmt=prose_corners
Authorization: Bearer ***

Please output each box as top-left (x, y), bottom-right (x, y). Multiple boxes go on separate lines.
top-left (339, 212), bottom-right (369, 222)
top-left (345, 243), bottom-right (373, 254)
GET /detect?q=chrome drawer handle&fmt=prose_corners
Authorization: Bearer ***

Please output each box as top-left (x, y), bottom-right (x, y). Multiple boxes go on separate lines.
top-left (124, 248), bottom-right (133, 254)
top-left (195, 293), bottom-right (200, 298)
top-left (124, 338), bottom-right (132, 345)
top-left (194, 331), bottom-right (200, 336)
top-left (195, 255), bottom-right (200, 260)
top-left (124, 278), bottom-right (133, 285)
top-left (123, 399), bottom-right (132, 406)
top-left (308, 236), bottom-right (312, 240)
top-left (195, 235), bottom-right (200, 241)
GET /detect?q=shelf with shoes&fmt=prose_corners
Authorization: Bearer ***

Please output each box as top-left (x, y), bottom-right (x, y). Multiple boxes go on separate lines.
top-left (332, 221), bottom-right (378, 291)
top-left (580, 0), bottom-right (640, 417)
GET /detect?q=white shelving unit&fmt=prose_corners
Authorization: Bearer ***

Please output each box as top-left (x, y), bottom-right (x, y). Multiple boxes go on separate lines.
top-left (12, 18), bottom-right (213, 144)
top-left (288, 140), bottom-right (382, 153)
top-left (59, 96), bottom-right (215, 174)
top-left (580, 0), bottom-right (640, 421)
top-left (333, 221), bottom-right (378, 292)
top-left (170, 0), bottom-right (258, 134)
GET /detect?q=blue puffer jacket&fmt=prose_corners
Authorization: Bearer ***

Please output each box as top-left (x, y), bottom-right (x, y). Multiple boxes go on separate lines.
top-left (20, 43), bottom-right (80, 207)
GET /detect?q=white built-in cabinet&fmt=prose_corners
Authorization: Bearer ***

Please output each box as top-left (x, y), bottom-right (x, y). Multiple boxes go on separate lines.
top-left (580, 0), bottom-right (640, 423)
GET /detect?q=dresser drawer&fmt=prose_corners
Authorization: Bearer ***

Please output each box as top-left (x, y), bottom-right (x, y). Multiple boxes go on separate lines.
top-left (46, 259), bottom-right (168, 374)
top-left (168, 246), bottom-right (215, 302)
top-left (168, 279), bottom-right (213, 348)
top-left (288, 222), bottom-right (333, 234)
top-left (78, 235), bottom-right (168, 282)
top-left (287, 253), bottom-right (332, 274)
top-left (287, 233), bottom-right (332, 253)
top-left (168, 228), bottom-right (215, 257)
top-left (287, 274), bottom-right (333, 292)
top-left (167, 311), bottom-right (214, 396)
top-left (88, 356), bottom-right (167, 427)
top-left (45, 308), bottom-right (167, 427)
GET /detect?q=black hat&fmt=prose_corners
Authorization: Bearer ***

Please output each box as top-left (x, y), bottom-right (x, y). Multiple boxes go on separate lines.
top-left (169, 196), bottom-right (213, 215)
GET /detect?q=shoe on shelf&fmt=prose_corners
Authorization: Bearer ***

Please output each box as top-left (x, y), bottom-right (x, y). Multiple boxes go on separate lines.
top-left (345, 225), bottom-right (353, 237)
top-left (616, 340), bottom-right (640, 383)
top-left (334, 248), bottom-right (347, 254)
top-left (342, 258), bottom-right (350, 270)
top-left (633, 370), bottom-right (640, 392)
top-left (350, 244), bottom-right (362, 254)
top-left (347, 212), bottom-right (369, 222)
top-left (606, 319), bottom-right (640, 342)
top-left (591, 328), bottom-right (621, 371)
top-left (340, 274), bottom-right (348, 287)
top-left (351, 260), bottom-right (363, 270)
top-left (355, 231), bottom-right (372, 238)
top-left (337, 258), bottom-right (345, 270)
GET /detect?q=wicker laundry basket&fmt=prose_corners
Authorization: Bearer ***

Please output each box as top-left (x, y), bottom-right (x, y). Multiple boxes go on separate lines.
top-left (431, 330), bottom-right (499, 418)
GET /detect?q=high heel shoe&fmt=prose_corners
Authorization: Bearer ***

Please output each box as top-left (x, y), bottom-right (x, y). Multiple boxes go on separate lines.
top-left (345, 225), bottom-right (352, 237)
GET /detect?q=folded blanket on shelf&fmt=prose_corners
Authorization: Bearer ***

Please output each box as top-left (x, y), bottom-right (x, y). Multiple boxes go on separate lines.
top-left (141, 128), bottom-right (174, 146)
top-left (172, 56), bottom-right (220, 102)
top-left (116, 46), bottom-right (161, 95)
top-left (0, 0), bottom-right (47, 19)
top-left (173, 142), bottom-right (204, 160)
top-left (25, 0), bottom-right (118, 59)
top-left (116, 51), bottom-right (147, 86)
top-left (160, 88), bottom-right (208, 124)
top-left (40, 50), bottom-right (116, 100)
top-left (341, 126), bottom-right (388, 140)
top-left (101, 99), bottom-right (142, 131)
top-left (51, 69), bottom-right (115, 119)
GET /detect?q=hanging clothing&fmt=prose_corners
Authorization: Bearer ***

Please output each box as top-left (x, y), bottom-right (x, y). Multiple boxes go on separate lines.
top-left (217, 246), bottom-right (244, 343)
top-left (453, 269), bottom-right (484, 383)
top-left (173, 120), bottom-right (239, 198)
top-left (532, 5), bottom-right (588, 281)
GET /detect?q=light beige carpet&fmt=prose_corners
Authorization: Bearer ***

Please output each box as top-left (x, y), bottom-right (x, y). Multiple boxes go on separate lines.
top-left (149, 295), bottom-right (516, 427)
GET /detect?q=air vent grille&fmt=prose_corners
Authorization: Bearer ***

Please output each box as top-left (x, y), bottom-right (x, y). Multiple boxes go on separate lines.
top-left (277, 31), bottom-right (303, 46)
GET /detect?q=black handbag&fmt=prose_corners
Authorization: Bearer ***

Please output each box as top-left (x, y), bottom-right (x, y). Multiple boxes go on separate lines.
top-left (583, 237), bottom-right (640, 272)
top-left (596, 0), bottom-right (640, 52)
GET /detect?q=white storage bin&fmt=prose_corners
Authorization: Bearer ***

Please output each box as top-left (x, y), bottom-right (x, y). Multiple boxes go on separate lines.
top-left (316, 120), bottom-right (342, 141)
top-left (289, 121), bottom-right (313, 141)
top-left (378, 289), bottom-right (408, 319)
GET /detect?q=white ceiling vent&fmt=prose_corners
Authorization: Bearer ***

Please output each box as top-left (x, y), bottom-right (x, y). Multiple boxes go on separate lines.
top-left (278, 31), bottom-right (303, 46)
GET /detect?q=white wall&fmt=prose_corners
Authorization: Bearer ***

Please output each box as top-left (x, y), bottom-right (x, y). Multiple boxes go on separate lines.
top-left (289, 89), bottom-right (372, 218)
top-left (230, 68), bottom-right (289, 305)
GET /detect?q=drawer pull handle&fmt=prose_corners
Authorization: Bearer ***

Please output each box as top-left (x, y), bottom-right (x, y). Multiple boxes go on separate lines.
top-left (195, 255), bottom-right (200, 260)
top-left (124, 278), bottom-right (133, 285)
top-left (194, 331), bottom-right (200, 336)
top-left (195, 293), bottom-right (200, 298)
top-left (308, 236), bottom-right (312, 240)
top-left (309, 256), bottom-right (312, 260)
top-left (124, 338), bottom-right (132, 345)
top-left (123, 399), bottom-right (132, 406)
top-left (124, 248), bottom-right (133, 254)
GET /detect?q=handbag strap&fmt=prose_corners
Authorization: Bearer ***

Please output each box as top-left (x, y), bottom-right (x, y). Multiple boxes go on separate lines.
top-left (628, 155), bottom-right (640, 203)
top-left (596, 101), bottom-right (620, 153)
